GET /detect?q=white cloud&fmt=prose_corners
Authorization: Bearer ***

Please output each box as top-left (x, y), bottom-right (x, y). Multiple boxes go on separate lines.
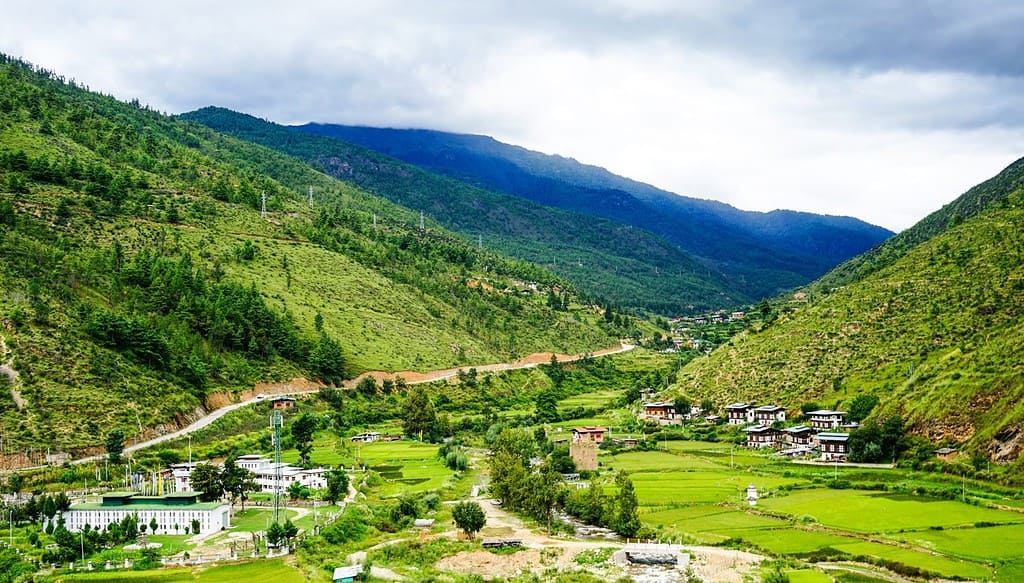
top-left (2, 0), bottom-right (1023, 231)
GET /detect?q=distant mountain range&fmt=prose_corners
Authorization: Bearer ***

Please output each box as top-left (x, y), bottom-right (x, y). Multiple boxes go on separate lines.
top-left (293, 124), bottom-right (894, 300)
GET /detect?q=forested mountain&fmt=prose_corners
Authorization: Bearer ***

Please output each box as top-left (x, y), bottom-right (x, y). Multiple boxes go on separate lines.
top-left (0, 55), bottom-right (619, 453)
top-left (182, 108), bottom-right (742, 314)
top-left (293, 124), bottom-right (894, 299)
top-left (677, 157), bottom-right (1024, 462)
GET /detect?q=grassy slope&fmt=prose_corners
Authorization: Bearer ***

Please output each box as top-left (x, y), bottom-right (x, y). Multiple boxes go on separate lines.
top-left (181, 107), bottom-right (743, 313)
top-left (0, 56), bottom-right (615, 452)
top-left (677, 168), bottom-right (1024, 459)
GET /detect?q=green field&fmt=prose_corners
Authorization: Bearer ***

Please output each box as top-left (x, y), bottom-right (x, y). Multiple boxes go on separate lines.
top-left (897, 523), bottom-right (1024, 561)
top-left (49, 559), bottom-right (305, 582)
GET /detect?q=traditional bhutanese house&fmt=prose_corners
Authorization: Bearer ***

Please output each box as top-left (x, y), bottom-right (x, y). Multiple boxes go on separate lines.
top-left (934, 447), bottom-right (958, 461)
top-left (350, 432), bottom-right (382, 443)
top-left (704, 414), bottom-right (722, 424)
top-left (270, 395), bottom-right (297, 410)
top-left (641, 402), bottom-right (678, 422)
top-left (58, 492), bottom-right (229, 535)
top-left (808, 410), bottom-right (846, 430)
top-left (817, 432), bottom-right (850, 461)
top-left (743, 425), bottom-right (781, 448)
top-left (234, 454), bottom-right (328, 492)
top-left (572, 426), bottom-right (607, 444)
top-left (782, 425), bottom-right (814, 446)
top-left (725, 403), bottom-right (754, 425)
top-left (333, 565), bottom-right (364, 583)
top-left (753, 405), bottom-right (787, 425)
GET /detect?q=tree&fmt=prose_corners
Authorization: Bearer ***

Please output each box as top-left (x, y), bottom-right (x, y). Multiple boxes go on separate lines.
top-left (700, 399), bottom-right (715, 415)
top-left (265, 521), bottom-right (285, 548)
top-left (451, 502), bottom-right (486, 539)
top-left (325, 467), bottom-right (349, 504)
top-left (613, 472), bottom-right (641, 537)
top-left (287, 481), bottom-right (310, 500)
top-left (149, 517), bottom-right (158, 535)
top-left (402, 386), bottom-right (439, 442)
top-left (848, 394), bottom-right (880, 423)
top-left (291, 412), bottom-right (318, 467)
top-left (190, 463), bottom-right (223, 502)
top-left (221, 459), bottom-right (257, 511)
top-left (527, 464), bottom-right (561, 533)
top-left (309, 334), bottom-right (346, 385)
top-left (355, 376), bottom-right (378, 398)
top-left (534, 389), bottom-right (560, 424)
top-left (673, 395), bottom-right (692, 419)
top-left (282, 519), bottom-right (298, 546)
top-left (105, 430), bottom-right (125, 463)
top-left (191, 519), bottom-right (200, 536)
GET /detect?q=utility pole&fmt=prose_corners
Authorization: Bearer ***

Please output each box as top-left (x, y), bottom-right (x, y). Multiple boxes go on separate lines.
top-left (308, 185), bottom-right (314, 208)
top-left (261, 191), bottom-right (267, 219)
top-left (419, 211), bottom-right (425, 231)
top-left (188, 434), bottom-right (192, 465)
top-left (372, 213), bottom-right (377, 229)
top-left (271, 411), bottom-right (283, 525)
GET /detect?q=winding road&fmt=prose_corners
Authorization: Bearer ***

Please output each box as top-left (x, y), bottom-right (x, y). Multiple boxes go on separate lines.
top-left (65, 344), bottom-right (634, 466)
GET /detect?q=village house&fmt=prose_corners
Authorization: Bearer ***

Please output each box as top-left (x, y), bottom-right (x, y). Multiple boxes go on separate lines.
top-left (704, 414), bottom-right (722, 424)
top-left (725, 403), bottom-right (755, 425)
top-left (572, 426), bottom-right (607, 444)
top-left (350, 432), bottom-right (382, 443)
top-left (333, 565), bottom-right (364, 583)
top-left (730, 311), bottom-right (745, 320)
top-left (782, 425), bottom-right (814, 446)
top-left (935, 447), bottom-right (958, 461)
top-left (58, 492), bottom-right (230, 535)
top-left (817, 432), bottom-right (850, 461)
top-left (270, 395), bottom-right (297, 410)
top-left (234, 454), bottom-right (328, 493)
top-left (641, 402), bottom-right (681, 425)
top-left (808, 409), bottom-right (846, 430)
top-left (689, 405), bottom-right (704, 419)
top-left (753, 405), bottom-right (786, 425)
top-left (743, 425), bottom-right (781, 448)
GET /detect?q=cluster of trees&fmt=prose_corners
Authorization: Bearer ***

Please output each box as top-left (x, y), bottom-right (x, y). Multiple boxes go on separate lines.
top-left (189, 459), bottom-right (257, 509)
top-left (849, 416), bottom-right (908, 463)
top-left (265, 519), bottom-right (298, 548)
top-left (562, 472), bottom-right (642, 537)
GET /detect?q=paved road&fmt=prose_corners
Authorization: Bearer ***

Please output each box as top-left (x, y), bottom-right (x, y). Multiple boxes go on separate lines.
top-left (64, 344), bottom-right (634, 467)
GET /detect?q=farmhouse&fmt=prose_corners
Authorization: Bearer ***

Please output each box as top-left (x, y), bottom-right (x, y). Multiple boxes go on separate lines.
top-left (350, 432), bottom-right (382, 443)
top-left (572, 426), bottom-right (606, 443)
top-left (333, 565), bottom-right (364, 582)
top-left (168, 462), bottom-right (203, 492)
top-left (743, 425), bottom-right (781, 448)
top-left (935, 447), bottom-right (958, 461)
top-left (725, 403), bottom-right (755, 425)
top-left (808, 410), bottom-right (846, 430)
top-left (782, 425), bottom-right (814, 446)
top-left (641, 402), bottom-right (681, 425)
top-left (270, 396), bottom-right (297, 410)
top-left (753, 405), bottom-right (786, 425)
top-left (58, 492), bottom-right (229, 535)
top-left (817, 432), bottom-right (850, 461)
top-left (234, 454), bottom-right (328, 493)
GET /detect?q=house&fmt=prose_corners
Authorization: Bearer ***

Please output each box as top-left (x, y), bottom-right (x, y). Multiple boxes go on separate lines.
top-left (935, 447), bottom-right (958, 461)
top-left (641, 402), bottom-right (680, 425)
top-left (817, 432), bottom-right (850, 461)
top-left (808, 410), bottom-right (846, 430)
top-left (731, 311), bottom-right (745, 320)
top-left (270, 396), bottom-right (297, 410)
top-left (350, 432), bottom-right (382, 443)
top-left (234, 454), bottom-right (328, 493)
top-left (333, 565), bottom-right (363, 582)
top-left (168, 462), bottom-right (204, 492)
top-left (753, 405), bottom-right (786, 425)
top-left (58, 492), bottom-right (229, 535)
top-left (572, 426), bottom-right (606, 444)
top-left (782, 425), bottom-right (814, 446)
top-left (704, 414), bottom-right (722, 424)
top-left (743, 425), bottom-right (781, 448)
top-left (613, 437), bottom-right (639, 448)
top-left (725, 403), bottom-right (754, 425)
top-left (689, 405), bottom-right (704, 419)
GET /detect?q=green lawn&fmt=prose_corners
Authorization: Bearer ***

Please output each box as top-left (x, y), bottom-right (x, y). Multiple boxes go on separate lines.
top-left (558, 390), bottom-right (623, 410)
top-left (831, 540), bottom-right (993, 580)
top-left (229, 508), bottom-right (300, 532)
top-left (896, 524), bottom-right (1024, 561)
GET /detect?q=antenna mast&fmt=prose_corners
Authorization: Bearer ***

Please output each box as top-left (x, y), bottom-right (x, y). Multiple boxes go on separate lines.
top-left (308, 185), bottom-right (314, 208)
top-left (420, 211), bottom-right (425, 231)
top-left (271, 410), bottom-right (283, 524)
top-left (261, 191), bottom-right (267, 219)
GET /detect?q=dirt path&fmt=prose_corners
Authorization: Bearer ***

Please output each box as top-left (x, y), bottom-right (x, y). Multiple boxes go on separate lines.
top-left (61, 344), bottom-right (632, 467)
top-left (0, 335), bottom-right (26, 409)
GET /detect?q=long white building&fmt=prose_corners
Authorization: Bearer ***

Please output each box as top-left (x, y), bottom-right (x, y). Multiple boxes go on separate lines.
top-left (59, 492), bottom-right (230, 535)
top-left (234, 454), bottom-right (328, 493)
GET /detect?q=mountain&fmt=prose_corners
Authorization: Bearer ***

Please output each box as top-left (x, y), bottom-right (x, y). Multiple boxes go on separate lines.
top-left (0, 55), bottom-right (618, 453)
top-left (182, 107), bottom-right (742, 314)
top-left (292, 124), bottom-right (894, 299)
top-left (676, 157), bottom-right (1024, 461)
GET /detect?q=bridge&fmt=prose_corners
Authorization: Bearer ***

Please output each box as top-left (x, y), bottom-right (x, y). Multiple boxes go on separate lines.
top-left (613, 541), bottom-right (690, 568)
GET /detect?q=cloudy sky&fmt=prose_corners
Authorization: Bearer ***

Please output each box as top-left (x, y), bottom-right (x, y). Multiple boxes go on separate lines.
top-left (4, 1), bottom-right (1024, 231)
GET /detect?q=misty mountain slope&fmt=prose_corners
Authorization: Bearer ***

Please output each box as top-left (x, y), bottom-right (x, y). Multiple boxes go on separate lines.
top-left (677, 158), bottom-right (1024, 461)
top-left (294, 124), bottom-right (894, 298)
top-left (183, 107), bottom-right (744, 313)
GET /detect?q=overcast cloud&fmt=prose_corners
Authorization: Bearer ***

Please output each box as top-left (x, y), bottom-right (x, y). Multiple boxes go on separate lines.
top-left (3, 1), bottom-right (1024, 230)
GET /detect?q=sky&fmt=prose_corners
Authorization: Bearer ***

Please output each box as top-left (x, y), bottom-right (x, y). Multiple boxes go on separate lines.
top-left (4, 1), bottom-right (1024, 231)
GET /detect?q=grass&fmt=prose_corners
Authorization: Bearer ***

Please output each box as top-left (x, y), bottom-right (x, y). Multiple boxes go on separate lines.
top-left (896, 523), bottom-right (1024, 561)
top-left (831, 540), bottom-right (993, 580)
top-left (228, 508), bottom-right (300, 532)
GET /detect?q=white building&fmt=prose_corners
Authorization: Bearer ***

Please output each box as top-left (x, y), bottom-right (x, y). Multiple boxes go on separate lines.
top-left (234, 454), bottom-right (328, 493)
top-left (58, 492), bottom-right (229, 535)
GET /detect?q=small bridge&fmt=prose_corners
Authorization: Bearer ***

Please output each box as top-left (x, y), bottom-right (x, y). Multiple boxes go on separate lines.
top-left (614, 541), bottom-right (690, 568)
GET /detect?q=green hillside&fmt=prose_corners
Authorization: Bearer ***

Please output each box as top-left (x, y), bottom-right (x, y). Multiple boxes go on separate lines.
top-left (181, 107), bottom-right (744, 314)
top-left (677, 159), bottom-right (1024, 462)
top-left (0, 55), bottom-right (617, 453)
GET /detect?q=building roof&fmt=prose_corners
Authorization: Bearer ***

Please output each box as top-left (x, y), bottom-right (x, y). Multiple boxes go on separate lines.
top-left (935, 447), bottom-right (958, 455)
top-left (270, 395), bottom-right (296, 402)
top-left (642, 401), bottom-right (675, 409)
top-left (808, 409), bottom-right (846, 416)
top-left (755, 405), bottom-right (785, 412)
top-left (783, 425), bottom-right (813, 434)
top-left (333, 565), bottom-right (363, 580)
top-left (817, 432), bottom-right (850, 442)
top-left (573, 426), bottom-right (607, 433)
top-left (743, 425), bottom-right (777, 433)
top-left (725, 403), bottom-right (751, 410)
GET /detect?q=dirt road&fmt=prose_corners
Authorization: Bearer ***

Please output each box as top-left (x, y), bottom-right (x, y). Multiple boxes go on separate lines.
top-left (64, 344), bottom-right (634, 466)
